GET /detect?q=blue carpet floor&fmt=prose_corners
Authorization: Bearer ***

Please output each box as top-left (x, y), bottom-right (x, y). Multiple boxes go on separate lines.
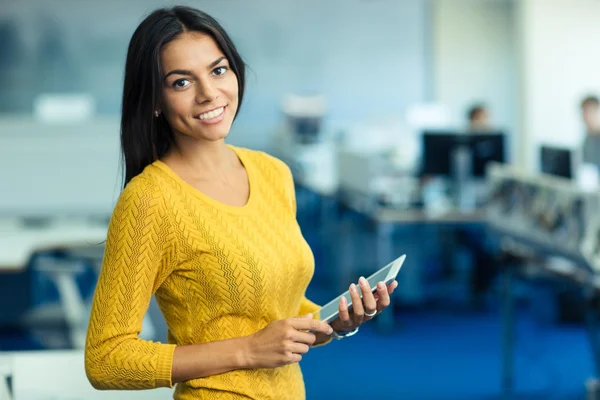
top-left (300, 305), bottom-right (593, 400)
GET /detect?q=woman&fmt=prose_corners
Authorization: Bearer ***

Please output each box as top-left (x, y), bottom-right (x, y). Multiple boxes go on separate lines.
top-left (85, 6), bottom-right (397, 399)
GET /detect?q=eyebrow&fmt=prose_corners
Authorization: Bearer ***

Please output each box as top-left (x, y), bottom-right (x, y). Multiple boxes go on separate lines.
top-left (163, 56), bottom-right (228, 81)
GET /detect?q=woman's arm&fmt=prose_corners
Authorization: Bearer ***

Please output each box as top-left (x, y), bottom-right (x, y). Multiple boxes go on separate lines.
top-left (172, 315), bottom-right (335, 382)
top-left (171, 338), bottom-right (248, 383)
top-left (85, 177), bottom-right (179, 390)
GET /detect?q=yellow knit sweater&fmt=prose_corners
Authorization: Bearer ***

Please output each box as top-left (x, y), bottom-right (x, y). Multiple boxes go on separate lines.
top-left (85, 146), bottom-right (325, 399)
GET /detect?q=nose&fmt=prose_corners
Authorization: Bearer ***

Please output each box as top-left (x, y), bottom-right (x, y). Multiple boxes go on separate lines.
top-left (195, 78), bottom-right (218, 104)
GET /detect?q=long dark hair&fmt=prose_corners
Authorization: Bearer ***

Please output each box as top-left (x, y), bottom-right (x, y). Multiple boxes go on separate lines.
top-left (120, 6), bottom-right (246, 187)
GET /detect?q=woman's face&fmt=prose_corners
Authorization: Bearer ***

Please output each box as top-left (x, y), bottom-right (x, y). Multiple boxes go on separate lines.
top-left (159, 31), bottom-right (239, 143)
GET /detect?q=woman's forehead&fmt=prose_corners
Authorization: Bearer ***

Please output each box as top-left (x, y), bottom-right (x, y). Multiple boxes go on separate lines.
top-left (161, 32), bottom-right (225, 70)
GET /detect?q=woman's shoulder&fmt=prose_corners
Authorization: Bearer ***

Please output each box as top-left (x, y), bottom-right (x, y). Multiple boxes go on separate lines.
top-left (235, 146), bottom-right (291, 175)
top-left (117, 167), bottom-right (166, 208)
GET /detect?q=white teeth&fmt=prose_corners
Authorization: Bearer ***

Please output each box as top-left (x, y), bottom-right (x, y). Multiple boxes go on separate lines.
top-left (199, 107), bottom-right (224, 120)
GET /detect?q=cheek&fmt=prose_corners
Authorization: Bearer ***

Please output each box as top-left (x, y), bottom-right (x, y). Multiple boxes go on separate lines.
top-left (162, 92), bottom-right (192, 117)
top-left (225, 81), bottom-right (239, 112)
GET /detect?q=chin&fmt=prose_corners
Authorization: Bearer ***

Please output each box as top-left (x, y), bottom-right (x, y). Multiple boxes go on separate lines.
top-left (174, 119), bottom-right (233, 142)
top-left (207, 133), bottom-right (229, 142)
top-left (199, 127), bottom-right (230, 142)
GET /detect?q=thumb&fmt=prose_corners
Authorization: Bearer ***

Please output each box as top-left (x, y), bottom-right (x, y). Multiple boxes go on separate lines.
top-left (300, 313), bottom-right (313, 319)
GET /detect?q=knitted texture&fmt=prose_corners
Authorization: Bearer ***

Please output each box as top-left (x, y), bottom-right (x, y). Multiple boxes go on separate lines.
top-left (85, 146), bottom-right (322, 399)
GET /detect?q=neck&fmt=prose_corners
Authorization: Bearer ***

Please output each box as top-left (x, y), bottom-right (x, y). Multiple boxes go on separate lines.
top-left (163, 137), bottom-right (238, 179)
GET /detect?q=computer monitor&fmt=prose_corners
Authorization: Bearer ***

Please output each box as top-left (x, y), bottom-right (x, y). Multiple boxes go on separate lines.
top-left (540, 145), bottom-right (573, 179)
top-left (421, 131), bottom-right (506, 177)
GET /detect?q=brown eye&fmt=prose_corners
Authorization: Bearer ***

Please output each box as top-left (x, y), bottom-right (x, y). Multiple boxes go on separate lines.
top-left (213, 66), bottom-right (228, 76)
top-left (172, 78), bottom-right (191, 88)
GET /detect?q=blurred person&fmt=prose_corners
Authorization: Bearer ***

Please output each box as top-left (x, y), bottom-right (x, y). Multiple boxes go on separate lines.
top-left (456, 104), bottom-right (497, 305)
top-left (84, 6), bottom-right (398, 399)
top-left (581, 95), bottom-right (600, 165)
top-left (466, 103), bottom-right (491, 132)
top-left (582, 95), bottom-right (600, 134)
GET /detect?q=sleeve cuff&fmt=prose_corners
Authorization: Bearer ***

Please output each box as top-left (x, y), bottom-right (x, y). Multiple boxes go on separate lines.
top-left (155, 344), bottom-right (177, 388)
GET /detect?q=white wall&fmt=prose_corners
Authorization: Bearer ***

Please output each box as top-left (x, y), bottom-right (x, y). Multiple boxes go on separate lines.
top-left (0, 118), bottom-right (122, 218)
top-left (516, 0), bottom-right (600, 170)
top-left (432, 0), bottom-right (517, 157)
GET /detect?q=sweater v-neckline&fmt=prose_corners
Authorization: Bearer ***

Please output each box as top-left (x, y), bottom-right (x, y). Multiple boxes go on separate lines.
top-left (153, 145), bottom-right (257, 215)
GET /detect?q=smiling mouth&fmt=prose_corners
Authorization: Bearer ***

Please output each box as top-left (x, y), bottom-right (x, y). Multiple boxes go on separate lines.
top-left (194, 106), bottom-right (226, 120)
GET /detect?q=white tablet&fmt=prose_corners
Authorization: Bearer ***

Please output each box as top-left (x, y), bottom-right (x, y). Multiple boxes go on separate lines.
top-left (315, 255), bottom-right (406, 323)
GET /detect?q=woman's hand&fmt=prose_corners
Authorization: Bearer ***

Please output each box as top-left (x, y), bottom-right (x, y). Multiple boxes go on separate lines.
top-left (330, 278), bottom-right (398, 334)
top-left (242, 314), bottom-right (333, 369)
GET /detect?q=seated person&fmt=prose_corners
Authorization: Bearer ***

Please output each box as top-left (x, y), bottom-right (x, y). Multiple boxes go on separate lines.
top-left (581, 95), bottom-right (600, 165)
top-left (466, 103), bottom-right (492, 132)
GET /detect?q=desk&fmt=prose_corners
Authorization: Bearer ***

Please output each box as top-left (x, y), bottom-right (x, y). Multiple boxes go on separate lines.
top-left (336, 189), bottom-right (487, 333)
top-left (374, 209), bottom-right (485, 333)
top-left (0, 219), bottom-right (108, 272)
top-left (374, 208), bottom-right (486, 224)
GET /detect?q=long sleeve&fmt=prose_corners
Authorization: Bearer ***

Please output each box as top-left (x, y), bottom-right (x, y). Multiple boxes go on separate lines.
top-left (85, 176), bottom-right (178, 390)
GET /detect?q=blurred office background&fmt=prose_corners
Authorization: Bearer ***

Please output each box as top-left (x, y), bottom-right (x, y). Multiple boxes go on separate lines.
top-left (1, 0), bottom-right (600, 399)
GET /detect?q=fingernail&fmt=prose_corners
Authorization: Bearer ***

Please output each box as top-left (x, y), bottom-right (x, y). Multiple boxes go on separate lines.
top-left (328, 326), bottom-right (333, 334)
top-left (359, 276), bottom-right (367, 286)
top-left (341, 296), bottom-right (347, 305)
top-left (350, 284), bottom-right (357, 293)
top-left (377, 282), bottom-right (385, 290)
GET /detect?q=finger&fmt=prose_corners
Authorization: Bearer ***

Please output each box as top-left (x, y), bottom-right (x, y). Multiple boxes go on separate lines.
top-left (292, 330), bottom-right (317, 346)
top-left (359, 276), bottom-right (377, 318)
top-left (388, 280), bottom-right (398, 295)
top-left (337, 296), bottom-right (353, 330)
top-left (291, 317), bottom-right (332, 335)
top-left (374, 281), bottom-right (398, 301)
top-left (288, 353), bottom-right (302, 364)
top-left (375, 281), bottom-right (391, 310)
top-left (349, 283), bottom-right (364, 325)
top-left (288, 342), bottom-right (310, 355)
top-left (294, 313), bottom-right (314, 332)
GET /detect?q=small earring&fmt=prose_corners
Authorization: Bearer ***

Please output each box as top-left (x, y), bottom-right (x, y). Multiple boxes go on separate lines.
top-left (154, 110), bottom-right (160, 117)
